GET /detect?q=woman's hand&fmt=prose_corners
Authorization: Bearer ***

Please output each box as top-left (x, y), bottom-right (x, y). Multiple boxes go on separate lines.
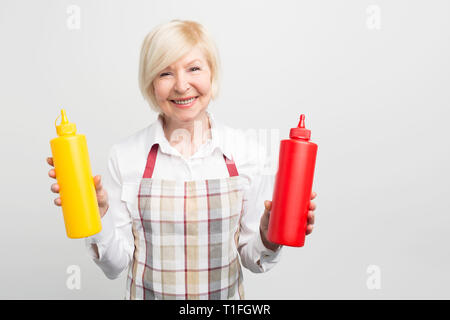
top-left (259, 191), bottom-right (317, 251)
top-left (47, 157), bottom-right (109, 218)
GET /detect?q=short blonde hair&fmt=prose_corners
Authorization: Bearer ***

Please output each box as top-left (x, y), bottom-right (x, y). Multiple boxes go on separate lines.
top-left (138, 20), bottom-right (221, 112)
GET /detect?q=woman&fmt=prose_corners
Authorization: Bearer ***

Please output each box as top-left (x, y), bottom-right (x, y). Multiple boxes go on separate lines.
top-left (47, 20), bottom-right (317, 300)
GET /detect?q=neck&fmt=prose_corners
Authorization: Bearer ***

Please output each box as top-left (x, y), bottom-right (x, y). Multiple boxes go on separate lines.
top-left (162, 112), bottom-right (212, 157)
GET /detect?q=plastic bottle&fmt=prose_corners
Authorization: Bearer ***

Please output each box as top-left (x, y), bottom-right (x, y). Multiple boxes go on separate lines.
top-left (50, 109), bottom-right (102, 238)
top-left (267, 114), bottom-right (318, 247)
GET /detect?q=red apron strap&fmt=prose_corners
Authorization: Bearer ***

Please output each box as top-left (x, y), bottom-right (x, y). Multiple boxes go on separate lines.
top-left (223, 154), bottom-right (239, 177)
top-left (143, 143), bottom-right (159, 178)
top-left (142, 143), bottom-right (239, 178)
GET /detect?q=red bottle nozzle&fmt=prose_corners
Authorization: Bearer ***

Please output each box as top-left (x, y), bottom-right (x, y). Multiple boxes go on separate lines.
top-left (290, 114), bottom-right (311, 140)
top-left (298, 114), bottom-right (305, 128)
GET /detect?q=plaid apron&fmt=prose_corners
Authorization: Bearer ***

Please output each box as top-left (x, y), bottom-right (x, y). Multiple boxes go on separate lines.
top-left (125, 143), bottom-right (246, 300)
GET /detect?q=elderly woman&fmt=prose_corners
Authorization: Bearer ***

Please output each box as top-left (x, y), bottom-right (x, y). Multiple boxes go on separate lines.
top-left (47, 20), bottom-right (317, 300)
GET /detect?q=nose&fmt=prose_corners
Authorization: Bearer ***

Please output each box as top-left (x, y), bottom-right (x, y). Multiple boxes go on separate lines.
top-left (174, 73), bottom-right (190, 94)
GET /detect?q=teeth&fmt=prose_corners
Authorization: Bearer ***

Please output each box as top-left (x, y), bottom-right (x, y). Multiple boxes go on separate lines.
top-left (173, 97), bottom-right (195, 104)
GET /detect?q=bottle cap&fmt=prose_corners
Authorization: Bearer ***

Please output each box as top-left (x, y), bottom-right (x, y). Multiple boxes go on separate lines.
top-left (290, 114), bottom-right (311, 140)
top-left (55, 109), bottom-right (76, 136)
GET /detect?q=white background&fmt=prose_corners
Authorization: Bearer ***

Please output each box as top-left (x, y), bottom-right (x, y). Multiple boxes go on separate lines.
top-left (0, 0), bottom-right (449, 299)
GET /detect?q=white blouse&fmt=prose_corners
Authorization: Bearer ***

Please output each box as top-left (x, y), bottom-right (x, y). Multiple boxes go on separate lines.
top-left (85, 111), bottom-right (283, 280)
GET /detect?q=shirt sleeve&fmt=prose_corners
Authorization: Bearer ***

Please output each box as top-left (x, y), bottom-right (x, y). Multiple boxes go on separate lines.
top-left (84, 145), bottom-right (134, 280)
top-left (237, 141), bottom-right (283, 273)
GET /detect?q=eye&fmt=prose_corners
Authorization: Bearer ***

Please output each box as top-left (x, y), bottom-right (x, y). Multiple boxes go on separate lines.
top-left (159, 72), bottom-right (171, 77)
top-left (190, 66), bottom-right (201, 72)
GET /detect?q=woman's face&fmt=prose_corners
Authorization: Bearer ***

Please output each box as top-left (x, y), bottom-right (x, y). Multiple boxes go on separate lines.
top-left (153, 46), bottom-right (212, 124)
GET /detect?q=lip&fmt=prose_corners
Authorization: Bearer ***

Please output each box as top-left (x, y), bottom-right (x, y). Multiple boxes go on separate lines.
top-left (170, 96), bottom-right (199, 109)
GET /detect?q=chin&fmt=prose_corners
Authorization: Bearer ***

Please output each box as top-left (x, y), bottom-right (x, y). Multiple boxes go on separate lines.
top-left (180, 109), bottom-right (207, 122)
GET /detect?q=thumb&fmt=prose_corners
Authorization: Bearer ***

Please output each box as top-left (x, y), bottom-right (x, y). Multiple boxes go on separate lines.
top-left (264, 200), bottom-right (272, 211)
top-left (93, 175), bottom-right (102, 188)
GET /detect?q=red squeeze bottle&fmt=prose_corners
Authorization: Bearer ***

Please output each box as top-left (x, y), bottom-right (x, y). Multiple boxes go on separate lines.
top-left (268, 114), bottom-right (318, 247)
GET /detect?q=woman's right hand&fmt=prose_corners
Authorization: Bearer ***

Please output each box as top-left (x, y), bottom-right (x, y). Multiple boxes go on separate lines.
top-left (47, 157), bottom-right (109, 218)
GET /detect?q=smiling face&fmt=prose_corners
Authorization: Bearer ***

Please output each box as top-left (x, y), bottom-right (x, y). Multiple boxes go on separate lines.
top-left (152, 46), bottom-right (212, 124)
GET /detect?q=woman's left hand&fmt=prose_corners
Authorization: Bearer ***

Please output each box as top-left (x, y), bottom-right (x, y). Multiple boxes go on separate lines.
top-left (259, 191), bottom-right (317, 251)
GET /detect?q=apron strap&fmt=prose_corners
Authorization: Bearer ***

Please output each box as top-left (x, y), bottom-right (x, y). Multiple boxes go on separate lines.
top-left (143, 143), bottom-right (159, 179)
top-left (142, 143), bottom-right (239, 178)
top-left (223, 154), bottom-right (239, 177)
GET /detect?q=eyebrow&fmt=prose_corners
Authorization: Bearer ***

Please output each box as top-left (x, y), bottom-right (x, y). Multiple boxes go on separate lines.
top-left (163, 59), bottom-right (202, 71)
top-left (185, 59), bottom-right (202, 65)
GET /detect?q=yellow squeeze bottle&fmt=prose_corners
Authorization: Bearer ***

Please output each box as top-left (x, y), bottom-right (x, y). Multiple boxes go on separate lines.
top-left (50, 109), bottom-right (102, 238)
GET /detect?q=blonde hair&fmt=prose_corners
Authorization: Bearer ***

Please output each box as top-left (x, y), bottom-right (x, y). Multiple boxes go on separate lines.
top-left (138, 20), bottom-right (221, 112)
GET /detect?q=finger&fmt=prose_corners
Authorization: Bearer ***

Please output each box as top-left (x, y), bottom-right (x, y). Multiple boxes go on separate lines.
top-left (47, 157), bottom-right (54, 167)
top-left (54, 197), bottom-right (61, 206)
top-left (50, 183), bottom-right (60, 193)
top-left (48, 169), bottom-right (56, 179)
top-left (97, 194), bottom-right (107, 206)
top-left (306, 224), bottom-right (313, 235)
top-left (93, 175), bottom-right (103, 191)
top-left (264, 200), bottom-right (272, 210)
top-left (96, 186), bottom-right (108, 200)
top-left (310, 191), bottom-right (317, 200)
top-left (309, 201), bottom-right (316, 211)
top-left (261, 202), bottom-right (271, 225)
top-left (307, 211), bottom-right (315, 225)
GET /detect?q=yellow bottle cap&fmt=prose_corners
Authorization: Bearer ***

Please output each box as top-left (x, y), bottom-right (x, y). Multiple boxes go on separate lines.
top-left (55, 109), bottom-right (77, 136)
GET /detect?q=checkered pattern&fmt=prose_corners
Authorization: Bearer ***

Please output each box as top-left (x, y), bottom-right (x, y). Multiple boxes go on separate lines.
top-left (125, 144), bottom-right (246, 300)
